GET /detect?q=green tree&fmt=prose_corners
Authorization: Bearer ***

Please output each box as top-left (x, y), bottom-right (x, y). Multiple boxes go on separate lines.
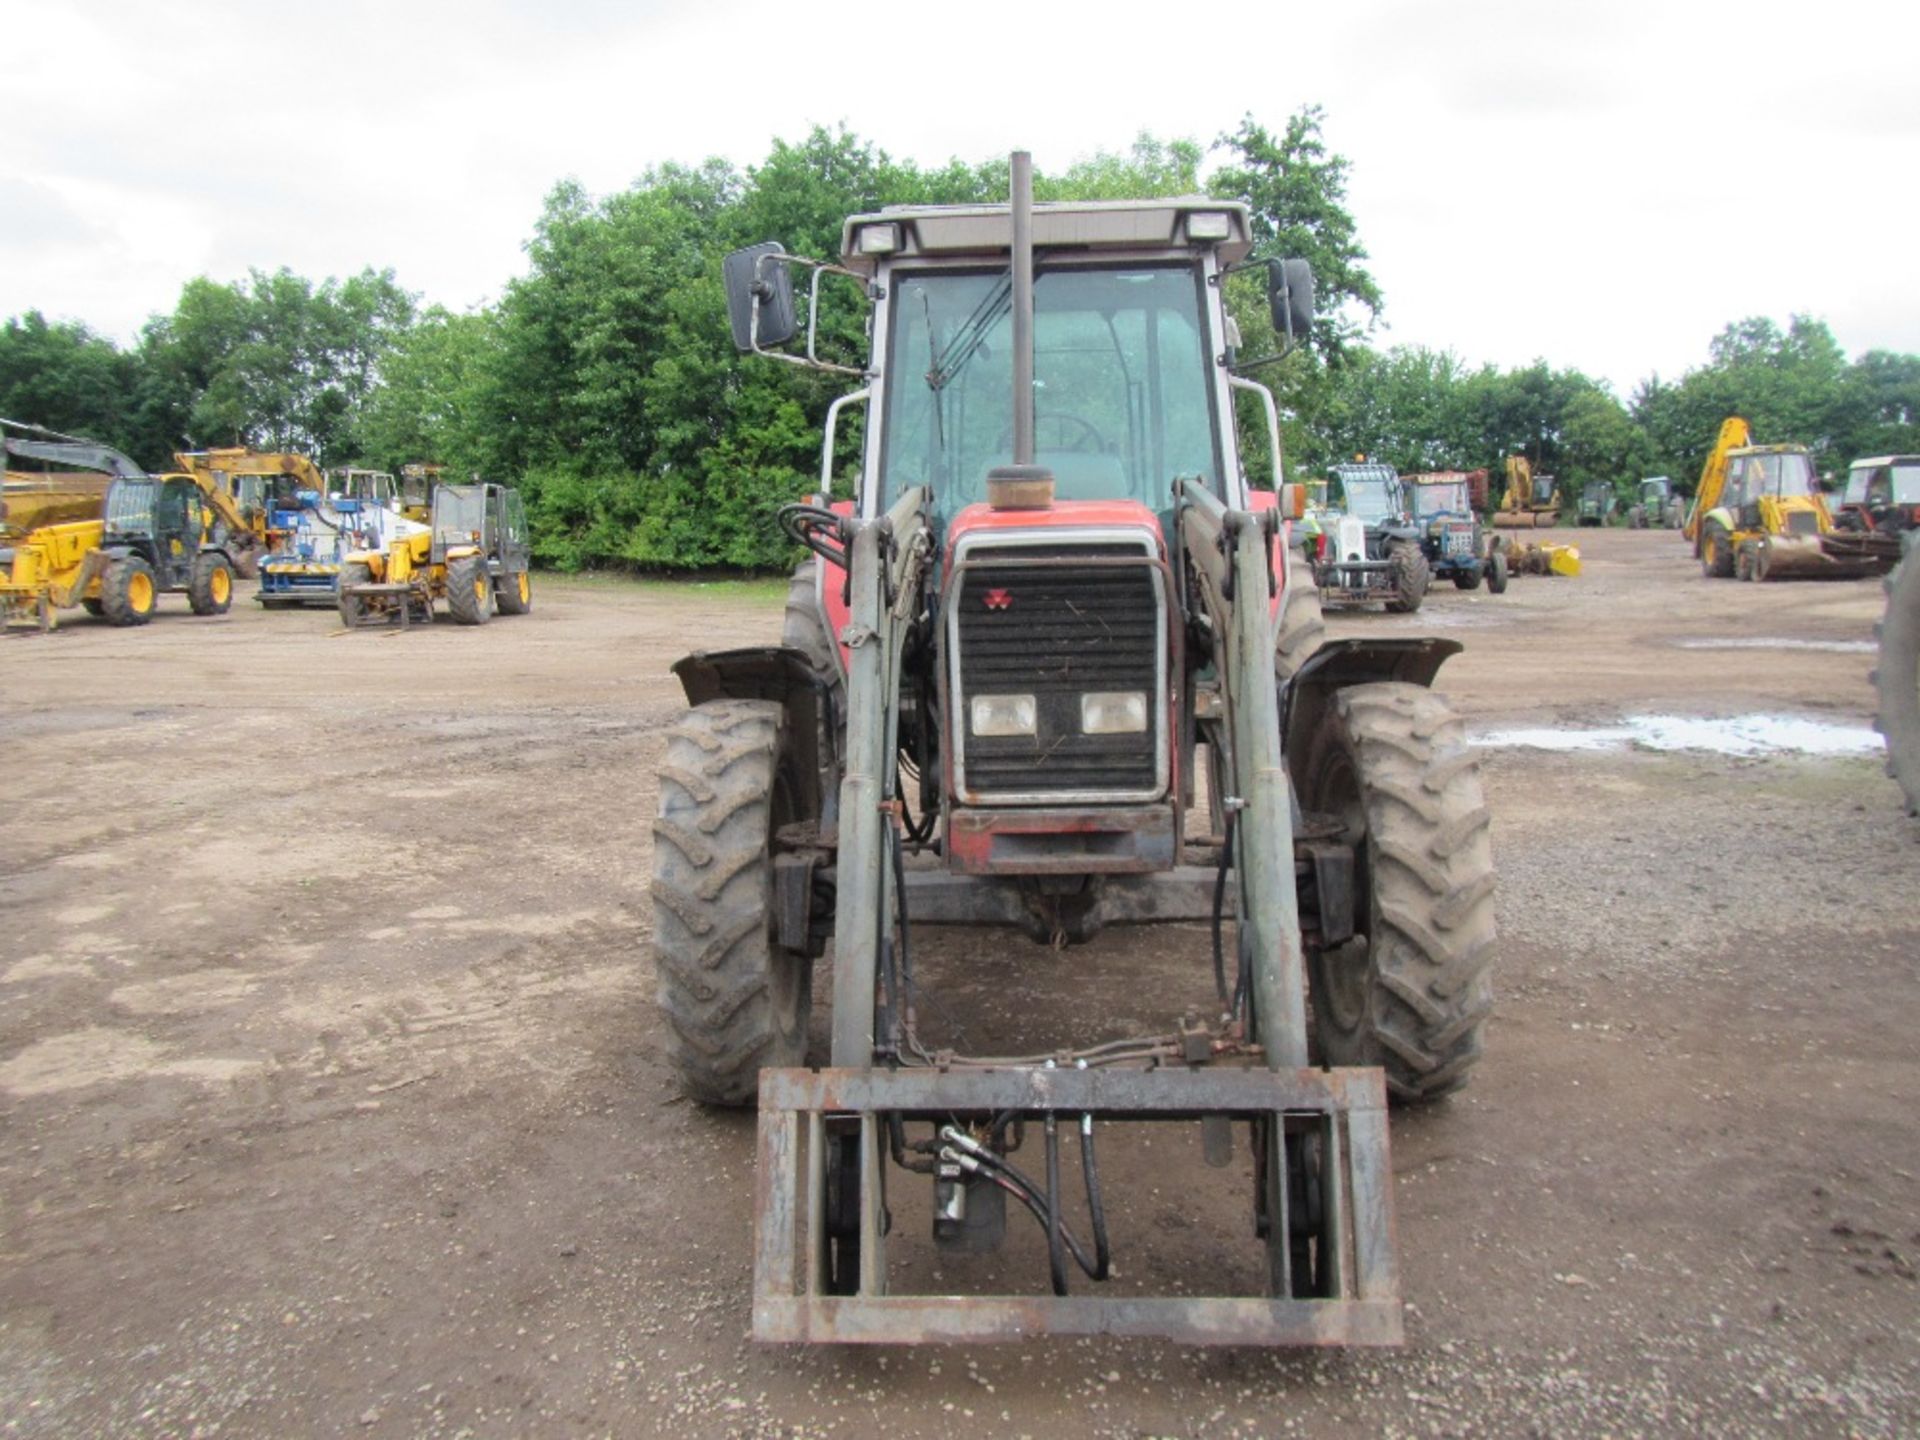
top-left (0, 313), bottom-right (145, 460)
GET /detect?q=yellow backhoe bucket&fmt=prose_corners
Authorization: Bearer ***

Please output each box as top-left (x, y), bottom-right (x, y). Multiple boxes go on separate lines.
top-left (1547, 544), bottom-right (1582, 577)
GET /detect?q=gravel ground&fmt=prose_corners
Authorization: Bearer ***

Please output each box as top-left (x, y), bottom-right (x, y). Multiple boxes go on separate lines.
top-left (0, 528), bottom-right (1915, 1437)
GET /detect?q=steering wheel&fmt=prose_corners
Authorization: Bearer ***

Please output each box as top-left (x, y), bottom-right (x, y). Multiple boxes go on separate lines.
top-left (996, 412), bottom-right (1110, 454)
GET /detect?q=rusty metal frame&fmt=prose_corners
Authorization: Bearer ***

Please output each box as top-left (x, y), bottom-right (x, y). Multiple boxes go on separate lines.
top-left (753, 1065), bottom-right (1401, 1346)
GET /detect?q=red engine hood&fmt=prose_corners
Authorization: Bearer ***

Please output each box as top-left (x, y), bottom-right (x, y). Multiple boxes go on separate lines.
top-left (944, 499), bottom-right (1165, 558)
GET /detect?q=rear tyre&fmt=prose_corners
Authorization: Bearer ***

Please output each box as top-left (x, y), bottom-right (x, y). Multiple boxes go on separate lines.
top-left (652, 699), bottom-right (811, 1105)
top-left (1486, 548), bottom-right (1509, 594)
top-left (338, 561), bottom-right (373, 628)
top-left (101, 556), bottom-right (157, 626)
top-left (496, 569), bottom-right (533, 615)
top-left (784, 559), bottom-right (844, 719)
top-left (1383, 543), bottom-right (1428, 614)
top-left (1627, 505), bottom-right (1646, 529)
top-left (1665, 500), bottom-right (1684, 529)
top-left (1875, 555), bottom-right (1920, 816)
top-left (188, 552), bottom-right (234, 615)
top-left (1274, 548), bottom-right (1327, 682)
top-left (447, 556), bottom-right (492, 625)
top-left (1298, 684), bottom-right (1496, 1103)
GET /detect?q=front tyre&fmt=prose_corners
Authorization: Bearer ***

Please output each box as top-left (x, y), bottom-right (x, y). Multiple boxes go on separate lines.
top-left (1486, 547), bottom-right (1509, 594)
top-left (446, 556), bottom-right (492, 625)
top-left (101, 556), bottom-right (157, 626)
top-left (188, 552), bottom-right (234, 615)
top-left (1298, 683), bottom-right (1496, 1103)
top-left (652, 699), bottom-right (811, 1105)
top-left (1383, 543), bottom-right (1428, 614)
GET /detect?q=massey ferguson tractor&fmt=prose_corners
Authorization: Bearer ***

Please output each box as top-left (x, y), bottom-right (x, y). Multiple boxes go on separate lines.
top-left (653, 159), bottom-right (1495, 1345)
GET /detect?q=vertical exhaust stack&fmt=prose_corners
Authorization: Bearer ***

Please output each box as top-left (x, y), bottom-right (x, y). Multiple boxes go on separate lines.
top-left (1010, 151), bottom-right (1035, 468)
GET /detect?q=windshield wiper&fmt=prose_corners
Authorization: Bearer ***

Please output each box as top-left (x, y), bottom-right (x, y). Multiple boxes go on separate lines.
top-left (926, 268), bottom-right (1013, 392)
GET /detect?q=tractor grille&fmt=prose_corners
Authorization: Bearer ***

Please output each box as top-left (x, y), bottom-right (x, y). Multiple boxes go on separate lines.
top-left (1442, 525), bottom-right (1474, 557)
top-left (1785, 509), bottom-right (1820, 538)
top-left (953, 549), bottom-right (1161, 798)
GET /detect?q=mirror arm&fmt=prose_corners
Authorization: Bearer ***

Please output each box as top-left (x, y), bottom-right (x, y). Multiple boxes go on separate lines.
top-left (751, 253), bottom-right (871, 377)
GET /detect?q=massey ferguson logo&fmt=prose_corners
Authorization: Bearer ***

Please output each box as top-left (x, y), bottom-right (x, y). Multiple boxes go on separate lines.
top-left (983, 588), bottom-right (1013, 611)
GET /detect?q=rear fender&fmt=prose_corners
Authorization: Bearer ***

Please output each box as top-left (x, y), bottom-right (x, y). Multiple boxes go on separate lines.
top-left (1281, 637), bottom-right (1463, 777)
top-left (672, 646), bottom-right (838, 826)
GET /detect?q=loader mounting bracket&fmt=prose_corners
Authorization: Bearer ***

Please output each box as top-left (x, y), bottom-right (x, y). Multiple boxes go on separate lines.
top-left (752, 1065), bottom-right (1403, 1346)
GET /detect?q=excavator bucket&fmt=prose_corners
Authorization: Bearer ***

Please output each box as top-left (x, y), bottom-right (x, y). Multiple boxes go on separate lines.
top-left (751, 1065), bottom-right (1402, 1346)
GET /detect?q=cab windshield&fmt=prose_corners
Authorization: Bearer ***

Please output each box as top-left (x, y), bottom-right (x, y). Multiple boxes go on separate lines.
top-left (433, 486), bottom-right (489, 547)
top-left (1413, 482), bottom-right (1469, 518)
top-left (1338, 474), bottom-right (1400, 523)
top-left (1728, 451), bottom-right (1815, 504)
top-left (879, 264), bottom-right (1218, 521)
top-left (103, 479), bottom-right (157, 532)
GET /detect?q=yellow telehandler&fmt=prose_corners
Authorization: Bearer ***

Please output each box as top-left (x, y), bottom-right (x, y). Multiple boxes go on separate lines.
top-left (336, 481), bottom-right (533, 628)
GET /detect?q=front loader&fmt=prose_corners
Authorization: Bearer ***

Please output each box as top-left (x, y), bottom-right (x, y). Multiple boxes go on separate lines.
top-left (655, 163), bottom-right (1495, 1346)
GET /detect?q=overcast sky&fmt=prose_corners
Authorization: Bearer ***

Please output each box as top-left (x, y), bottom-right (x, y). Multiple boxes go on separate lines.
top-left (5, 0), bottom-right (1913, 396)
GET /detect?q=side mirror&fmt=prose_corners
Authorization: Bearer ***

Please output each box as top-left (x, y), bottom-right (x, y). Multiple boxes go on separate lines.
top-left (1267, 258), bottom-right (1315, 346)
top-left (724, 242), bottom-right (798, 351)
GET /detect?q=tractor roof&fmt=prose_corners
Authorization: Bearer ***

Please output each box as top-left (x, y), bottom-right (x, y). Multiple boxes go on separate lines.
top-left (839, 197), bottom-right (1254, 274)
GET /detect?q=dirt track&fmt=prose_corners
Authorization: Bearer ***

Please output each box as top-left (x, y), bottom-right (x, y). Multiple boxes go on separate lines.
top-left (1, 529), bottom-right (1915, 1437)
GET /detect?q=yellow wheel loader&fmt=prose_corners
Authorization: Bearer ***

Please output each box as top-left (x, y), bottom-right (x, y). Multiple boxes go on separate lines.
top-left (1684, 417), bottom-right (1872, 581)
top-left (337, 481), bottom-right (532, 628)
top-left (1492, 456), bottom-right (1560, 529)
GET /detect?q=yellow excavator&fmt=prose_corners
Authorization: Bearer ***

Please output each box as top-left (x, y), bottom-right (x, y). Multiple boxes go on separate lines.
top-left (1684, 417), bottom-right (1870, 580)
top-left (172, 448), bottom-right (330, 571)
top-left (1493, 456), bottom-right (1561, 528)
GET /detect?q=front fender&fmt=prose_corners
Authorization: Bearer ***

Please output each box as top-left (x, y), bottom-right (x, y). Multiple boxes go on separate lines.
top-left (1281, 637), bottom-right (1464, 777)
top-left (672, 646), bottom-right (839, 825)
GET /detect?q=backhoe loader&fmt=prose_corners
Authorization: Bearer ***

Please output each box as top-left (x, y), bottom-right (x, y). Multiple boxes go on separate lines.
top-left (653, 163), bottom-right (1497, 1347)
top-left (336, 481), bottom-right (532, 627)
top-left (1685, 417), bottom-right (1872, 580)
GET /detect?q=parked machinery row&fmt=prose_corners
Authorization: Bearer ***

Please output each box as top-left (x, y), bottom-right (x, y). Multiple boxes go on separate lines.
top-left (1, 425), bottom-right (532, 631)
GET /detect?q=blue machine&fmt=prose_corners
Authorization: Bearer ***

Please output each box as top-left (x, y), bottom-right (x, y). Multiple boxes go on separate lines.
top-left (257, 491), bottom-right (364, 607)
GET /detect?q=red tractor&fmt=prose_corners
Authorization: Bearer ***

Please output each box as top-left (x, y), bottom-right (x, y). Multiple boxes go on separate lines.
top-left (653, 159), bottom-right (1496, 1344)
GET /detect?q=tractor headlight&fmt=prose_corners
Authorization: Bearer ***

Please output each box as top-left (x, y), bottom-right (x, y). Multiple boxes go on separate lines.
top-left (1080, 691), bottom-right (1148, 735)
top-left (970, 694), bottom-right (1037, 737)
top-left (856, 223), bottom-right (901, 255)
top-left (1186, 211), bottom-right (1232, 241)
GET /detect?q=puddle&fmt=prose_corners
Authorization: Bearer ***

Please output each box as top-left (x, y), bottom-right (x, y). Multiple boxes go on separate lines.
top-left (1474, 713), bottom-right (1882, 757)
top-left (1673, 637), bottom-right (1875, 655)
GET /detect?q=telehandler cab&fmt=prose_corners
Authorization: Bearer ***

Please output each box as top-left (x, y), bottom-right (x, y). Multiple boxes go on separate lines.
top-left (657, 159), bottom-right (1495, 1345)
